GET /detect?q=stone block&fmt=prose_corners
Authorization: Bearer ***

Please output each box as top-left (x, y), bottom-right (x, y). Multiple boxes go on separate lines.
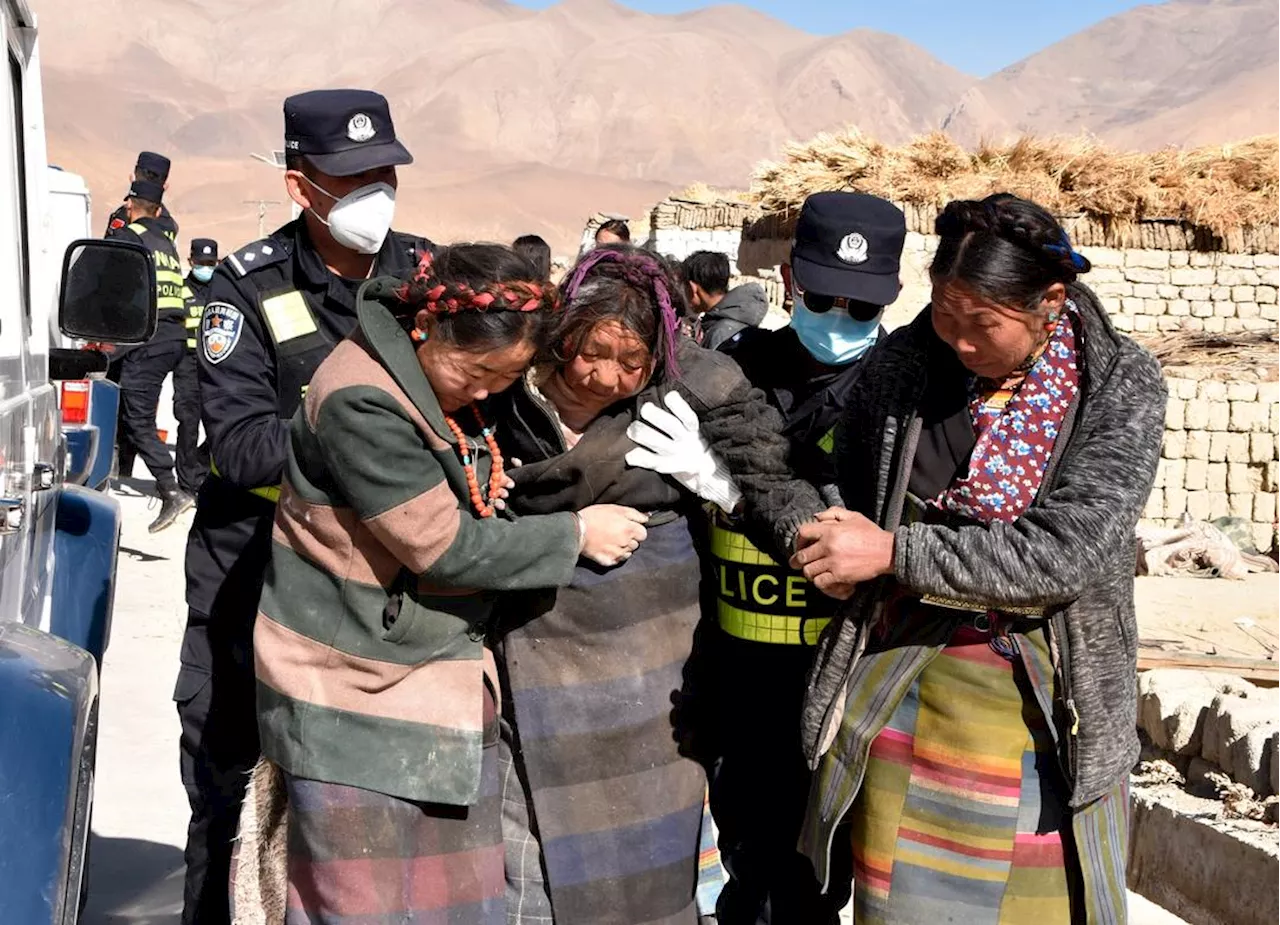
top-left (1184, 458), bottom-right (1208, 490)
top-left (1126, 267), bottom-right (1168, 285)
top-left (1165, 397), bottom-right (1185, 430)
top-left (1184, 399), bottom-right (1209, 429)
top-left (1091, 281), bottom-right (1132, 298)
top-left (1223, 254), bottom-right (1258, 268)
top-left (1229, 491), bottom-right (1255, 519)
top-left (1157, 284), bottom-right (1180, 299)
top-left (1250, 432), bottom-right (1275, 464)
top-left (1174, 378), bottom-right (1199, 400)
top-left (1228, 462), bottom-right (1262, 494)
top-left (1237, 301), bottom-right (1262, 318)
top-left (1164, 484), bottom-right (1188, 517)
top-left (1255, 492), bottom-right (1277, 525)
top-left (1228, 382), bottom-right (1260, 401)
top-left (1255, 267), bottom-right (1279, 287)
top-left (1234, 729), bottom-right (1279, 796)
top-left (1189, 252), bottom-right (1221, 267)
top-left (1256, 285), bottom-right (1277, 304)
top-left (1083, 246), bottom-right (1123, 268)
top-left (1242, 318), bottom-right (1277, 333)
top-left (1208, 400), bottom-right (1231, 430)
top-left (1224, 318), bottom-right (1245, 333)
top-left (1088, 266), bottom-right (1124, 283)
top-left (1208, 490), bottom-right (1230, 518)
top-left (1137, 670), bottom-right (1253, 756)
top-left (1230, 401), bottom-right (1261, 433)
top-left (1256, 253), bottom-right (1280, 267)
top-left (1181, 286), bottom-right (1212, 301)
top-left (1263, 304), bottom-right (1279, 322)
top-left (1226, 432), bottom-right (1251, 463)
top-left (1232, 285), bottom-right (1257, 302)
top-left (1122, 296), bottom-right (1146, 314)
top-left (1132, 282), bottom-right (1160, 298)
top-left (1211, 286), bottom-right (1234, 301)
top-left (1100, 296), bottom-right (1123, 315)
top-left (1206, 461), bottom-right (1227, 492)
top-left (1201, 688), bottom-right (1279, 789)
top-left (1185, 490), bottom-right (1211, 520)
top-left (1171, 267), bottom-right (1215, 286)
top-left (1258, 381), bottom-right (1279, 405)
top-left (1181, 317), bottom-right (1206, 331)
top-left (1267, 461), bottom-right (1280, 493)
top-left (1169, 251), bottom-right (1190, 267)
top-left (1189, 299), bottom-right (1215, 318)
top-left (1214, 301), bottom-right (1237, 317)
top-left (1217, 268), bottom-right (1260, 286)
top-left (1156, 316), bottom-right (1182, 332)
top-left (1186, 430), bottom-right (1211, 460)
top-left (1167, 299), bottom-right (1190, 316)
top-left (1164, 458), bottom-right (1185, 491)
top-left (1110, 313), bottom-right (1133, 332)
top-left (1254, 523), bottom-right (1276, 555)
top-left (1199, 381), bottom-right (1228, 401)
top-left (1161, 429), bottom-right (1186, 460)
top-left (1134, 315), bottom-right (1155, 332)
top-left (1127, 250), bottom-right (1170, 269)
top-left (1203, 315), bottom-right (1226, 333)
top-left (1209, 430), bottom-right (1230, 461)
top-left (1144, 488), bottom-right (1164, 518)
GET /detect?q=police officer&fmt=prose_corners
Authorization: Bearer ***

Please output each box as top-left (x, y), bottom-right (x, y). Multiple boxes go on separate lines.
top-left (106, 150), bottom-right (179, 238)
top-left (114, 177), bottom-right (196, 533)
top-left (176, 89), bottom-right (431, 925)
top-left (174, 238), bottom-right (217, 497)
top-left (710, 192), bottom-right (906, 925)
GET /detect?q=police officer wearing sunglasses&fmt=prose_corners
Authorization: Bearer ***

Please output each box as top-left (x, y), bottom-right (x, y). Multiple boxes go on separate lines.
top-left (710, 191), bottom-right (907, 925)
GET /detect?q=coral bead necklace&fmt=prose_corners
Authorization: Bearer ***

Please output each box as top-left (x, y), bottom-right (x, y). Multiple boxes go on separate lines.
top-left (442, 404), bottom-right (504, 518)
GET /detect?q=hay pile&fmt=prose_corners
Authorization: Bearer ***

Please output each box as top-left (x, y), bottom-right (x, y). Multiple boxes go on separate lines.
top-left (1134, 329), bottom-right (1279, 376)
top-left (750, 131), bottom-right (1279, 234)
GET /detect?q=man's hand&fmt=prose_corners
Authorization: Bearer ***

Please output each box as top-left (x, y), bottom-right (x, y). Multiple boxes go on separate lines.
top-left (790, 511), bottom-right (895, 599)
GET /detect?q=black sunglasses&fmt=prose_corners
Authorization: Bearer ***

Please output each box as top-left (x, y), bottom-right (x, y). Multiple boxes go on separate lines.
top-left (800, 291), bottom-right (883, 322)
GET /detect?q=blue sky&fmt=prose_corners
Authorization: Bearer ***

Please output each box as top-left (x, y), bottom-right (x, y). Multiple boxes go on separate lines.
top-left (510, 0), bottom-right (1155, 76)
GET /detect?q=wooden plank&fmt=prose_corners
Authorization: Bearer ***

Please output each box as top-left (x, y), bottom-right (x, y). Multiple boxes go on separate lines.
top-left (1137, 647), bottom-right (1279, 685)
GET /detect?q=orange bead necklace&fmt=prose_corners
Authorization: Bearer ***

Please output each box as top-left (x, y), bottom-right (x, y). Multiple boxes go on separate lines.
top-left (442, 404), bottom-right (505, 518)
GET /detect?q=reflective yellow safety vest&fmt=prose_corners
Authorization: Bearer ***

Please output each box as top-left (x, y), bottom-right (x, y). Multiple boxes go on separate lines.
top-left (708, 508), bottom-right (833, 646)
top-left (128, 221), bottom-right (186, 315)
top-left (208, 457), bottom-right (281, 504)
top-left (182, 283), bottom-right (203, 350)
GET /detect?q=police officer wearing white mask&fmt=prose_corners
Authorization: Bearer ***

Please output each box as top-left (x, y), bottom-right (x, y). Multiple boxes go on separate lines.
top-left (176, 88), bottom-right (432, 925)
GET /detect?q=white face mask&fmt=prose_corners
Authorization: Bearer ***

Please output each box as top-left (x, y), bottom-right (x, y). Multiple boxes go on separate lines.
top-left (304, 177), bottom-right (396, 255)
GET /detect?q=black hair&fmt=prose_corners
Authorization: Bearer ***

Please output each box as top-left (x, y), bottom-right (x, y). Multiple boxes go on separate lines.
top-left (930, 193), bottom-right (1090, 312)
top-left (397, 244), bottom-right (556, 353)
top-left (512, 234), bottom-right (552, 280)
top-left (595, 219), bottom-right (631, 243)
top-left (681, 250), bottom-right (730, 296)
top-left (553, 243), bottom-right (686, 374)
top-left (284, 152), bottom-right (313, 176)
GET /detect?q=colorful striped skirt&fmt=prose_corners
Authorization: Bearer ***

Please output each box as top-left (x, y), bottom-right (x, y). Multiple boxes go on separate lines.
top-left (281, 691), bottom-right (505, 924)
top-left (849, 625), bottom-right (1078, 925)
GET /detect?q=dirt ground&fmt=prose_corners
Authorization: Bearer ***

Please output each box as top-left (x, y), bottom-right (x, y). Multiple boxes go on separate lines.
top-left (81, 487), bottom-right (1235, 924)
top-left (1136, 573), bottom-right (1280, 665)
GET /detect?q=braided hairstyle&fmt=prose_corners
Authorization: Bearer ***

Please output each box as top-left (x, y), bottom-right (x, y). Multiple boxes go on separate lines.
top-left (555, 244), bottom-right (686, 376)
top-left (931, 193), bottom-right (1091, 313)
top-left (397, 244), bottom-right (559, 352)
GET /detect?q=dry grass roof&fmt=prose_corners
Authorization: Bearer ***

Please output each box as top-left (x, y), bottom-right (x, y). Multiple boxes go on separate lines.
top-left (749, 131), bottom-right (1280, 235)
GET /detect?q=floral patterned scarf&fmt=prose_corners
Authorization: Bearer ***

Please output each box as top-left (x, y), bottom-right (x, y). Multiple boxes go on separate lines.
top-left (932, 302), bottom-right (1081, 524)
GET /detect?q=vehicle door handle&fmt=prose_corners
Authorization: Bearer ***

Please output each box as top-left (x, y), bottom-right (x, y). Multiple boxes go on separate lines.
top-left (0, 496), bottom-right (24, 534)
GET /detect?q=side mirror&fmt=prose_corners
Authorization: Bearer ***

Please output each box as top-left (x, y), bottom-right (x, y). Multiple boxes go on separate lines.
top-left (58, 238), bottom-right (157, 344)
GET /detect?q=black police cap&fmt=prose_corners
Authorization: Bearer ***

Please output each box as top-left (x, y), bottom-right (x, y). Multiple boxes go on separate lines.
top-left (284, 89), bottom-right (413, 178)
top-left (190, 238), bottom-right (218, 261)
top-left (127, 178), bottom-right (165, 204)
top-left (135, 151), bottom-right (171, 181)
top-left (791, 192), bottom-right (906, 307)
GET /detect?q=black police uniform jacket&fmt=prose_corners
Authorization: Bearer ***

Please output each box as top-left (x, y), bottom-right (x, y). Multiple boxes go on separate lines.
top-left (183, 219), bottom-right (431, 628)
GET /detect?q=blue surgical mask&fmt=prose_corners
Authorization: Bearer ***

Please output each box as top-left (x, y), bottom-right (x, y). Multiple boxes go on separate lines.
top-left (788, 285), bottom-right (882, 365)
top-left (191, 265), bottom-right (214, 283)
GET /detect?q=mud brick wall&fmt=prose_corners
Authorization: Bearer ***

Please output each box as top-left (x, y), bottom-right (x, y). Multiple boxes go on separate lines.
top-left (1153, 375), bottom-right (1279, 553)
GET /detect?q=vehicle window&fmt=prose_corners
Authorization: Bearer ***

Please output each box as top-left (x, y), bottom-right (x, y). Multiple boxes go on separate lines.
top-left (8, 48), bottom-right (27, 323)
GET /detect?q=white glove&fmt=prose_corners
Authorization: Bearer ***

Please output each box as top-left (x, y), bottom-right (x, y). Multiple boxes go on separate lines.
top-left (624, 391), bottom-right (742, 513)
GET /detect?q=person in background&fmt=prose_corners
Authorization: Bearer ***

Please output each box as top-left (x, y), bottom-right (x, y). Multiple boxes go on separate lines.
top-left (175, 238), bottom-right (217, 498)
top-left (791, 193), bottom-right (1165, 924)
top-left (595, 218), bottom-right (631, 246)
top-left (114, 178), bottom-right (196, 533)
top-left (177, 88), bottom-right (431, 925)
top-left (513, 233), bottom-right (552, 280)
top-left (106, 150), bottom-right (178, 238)
top-left (706, 192), bottom-right (906, 925)
top-left (681, 250), bottom-right (768, 351)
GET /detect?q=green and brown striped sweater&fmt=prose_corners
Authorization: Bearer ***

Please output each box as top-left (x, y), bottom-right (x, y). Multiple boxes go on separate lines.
top-left (255, 281), bottom-right (580, 806)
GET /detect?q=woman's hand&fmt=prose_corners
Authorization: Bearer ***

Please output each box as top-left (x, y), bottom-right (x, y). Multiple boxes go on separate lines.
top-left (492, 473), bottom-right (516, 511)
top-left (789, 512), bottom-right (895, 598)
top-left (578, 504), bottom-right (649, 567)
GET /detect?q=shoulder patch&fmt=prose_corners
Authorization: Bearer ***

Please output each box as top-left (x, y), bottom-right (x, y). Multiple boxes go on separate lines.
top-left (227, 238), bottom-right (288, 278)
top-left (202, 301), bottom-right (245, 365)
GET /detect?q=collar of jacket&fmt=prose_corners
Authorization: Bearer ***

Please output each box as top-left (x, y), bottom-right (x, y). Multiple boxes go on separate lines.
top-left (354, 277), bottom-right (456, 445)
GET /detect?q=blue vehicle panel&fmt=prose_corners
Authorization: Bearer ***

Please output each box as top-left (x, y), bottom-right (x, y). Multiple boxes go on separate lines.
top-left (0, 623), bottom-right (97, 925)
top-left (63, 379), bottom-right (118, 491)
top-left (50, 485), bottom-right (120, 664)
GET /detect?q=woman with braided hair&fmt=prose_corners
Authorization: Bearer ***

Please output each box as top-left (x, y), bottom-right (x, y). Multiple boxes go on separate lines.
top-left (489, 244), bottom-right (828, 925)
top-left (247, 244), bottom-right (653, 924)
top-left (789, 194), bottom-right (1166, 923)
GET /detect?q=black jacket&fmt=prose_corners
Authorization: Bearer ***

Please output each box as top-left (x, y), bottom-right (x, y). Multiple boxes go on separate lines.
top-left (700, 282), bottom-right (768, 352)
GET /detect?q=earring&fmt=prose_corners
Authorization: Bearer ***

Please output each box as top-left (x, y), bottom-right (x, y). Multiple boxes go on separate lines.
top-left (410, 328), bottom-right (428, 343)
top-left (1047, 312), bottom-right (1060, 323)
